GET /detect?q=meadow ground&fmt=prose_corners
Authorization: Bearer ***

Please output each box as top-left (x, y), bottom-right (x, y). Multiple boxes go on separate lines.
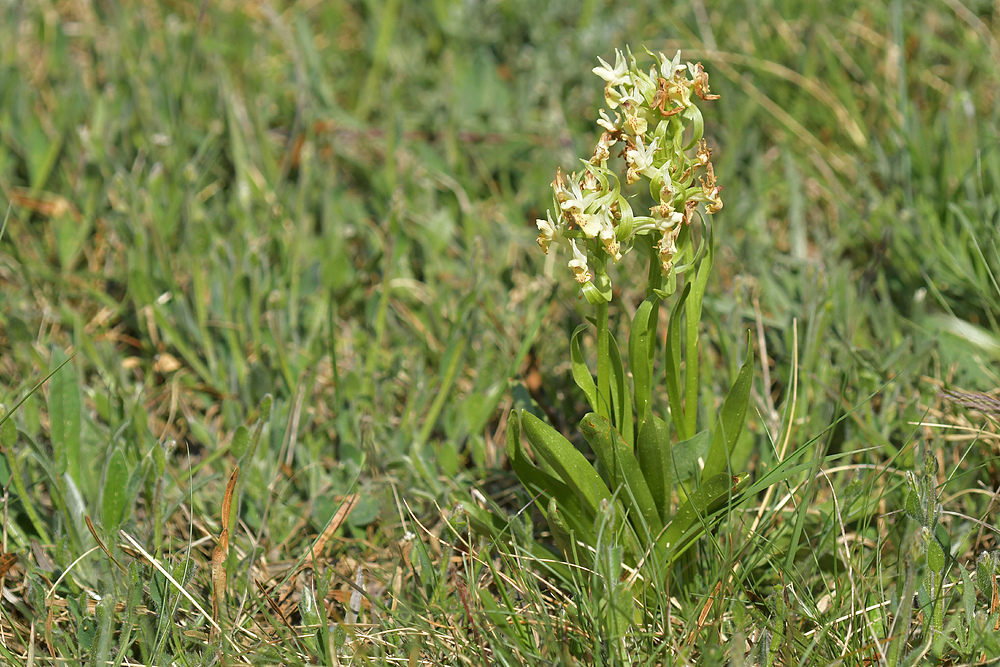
top-left (1, 1), bottom-right (1000, 665)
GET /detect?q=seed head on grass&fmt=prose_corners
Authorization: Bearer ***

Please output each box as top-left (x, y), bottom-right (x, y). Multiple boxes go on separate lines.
top-left (536, 48), bottom-right (724, 304)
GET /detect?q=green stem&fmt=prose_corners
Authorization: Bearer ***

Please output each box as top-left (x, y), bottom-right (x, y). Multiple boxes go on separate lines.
top-left (596, 299), bottom-right (611, 422)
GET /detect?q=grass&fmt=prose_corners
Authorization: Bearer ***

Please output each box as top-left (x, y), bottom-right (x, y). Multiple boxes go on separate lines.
top-left (1, 0), bottom-right (999, 664)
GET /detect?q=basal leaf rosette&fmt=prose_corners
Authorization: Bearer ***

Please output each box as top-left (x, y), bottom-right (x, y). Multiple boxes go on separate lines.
top-left (536, 48), bottom-right (723, 304)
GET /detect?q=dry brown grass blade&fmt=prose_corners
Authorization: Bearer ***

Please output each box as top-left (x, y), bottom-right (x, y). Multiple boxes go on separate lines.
top-left (0, 550), bottom-right (16, 578)
top-left (272, 493), bottom-right (359, 619)
top-left (84, 515), bottom-right (125, 572)
top-left (940, 389), bottom-right (1000, 416)
top-left (305, 493), bottom-right (359, 566)
top-left (212, 467), bottom-right (240, 629)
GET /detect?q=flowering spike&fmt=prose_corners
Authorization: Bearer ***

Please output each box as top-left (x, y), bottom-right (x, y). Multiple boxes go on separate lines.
top-left (534, 49), bottom-right (722, 296)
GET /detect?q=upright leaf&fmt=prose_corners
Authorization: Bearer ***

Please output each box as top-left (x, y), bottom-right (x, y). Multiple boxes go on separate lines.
top-left (49, 349), bottom-right (81, 482)
top-left (636, 415), bottom-right (673, 524)
top-left (520, 410), bottom-right (611, 519)
top-left (658, 472), bottom-right (749, 562)
top-left (607, 333), bottom-right (633, 447)
top-left (664, 284), bottom-right (691, 440)
top-left (628, 297), bottom-right (657, 430)
top-left (684, 237), bottom-right (714, 438)
top-left (580, 413), bottom-right (662, 535)
top-left (570, 324), bottom-right (598, 413)
top-left (101, 446), bottom-right (129, 529)
top-left (702, 335), bottom-right (754, 481)
top-left (506, 411), bottom-right (596, 545)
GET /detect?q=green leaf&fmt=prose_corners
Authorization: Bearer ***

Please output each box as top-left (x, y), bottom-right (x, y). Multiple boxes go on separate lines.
top-left (683, 235), bottom-right (713, 438)
top-left (628, 297), bottom-right (658, 430)
top-left (546, 496), bottom-right (577, 563)
top-left (975, 552), bottom-right (993, 596)
top-left (570, 324), bottom-right (598, 414)
top-left (607, 333), bottom-right (633, 447)
top-left (658, 472), bottom-right (749, 562)
top-left (664, 284), bottom-right (690, 440)
top-left (580, 413), bottom-right (662, 535)
top-left (671, 429), bottom-right (711, 483)
top-left (230, 425), bottom-right (250, 461)
top-left (637, 415), bottom-right (672, 525)
top-left (926, 535), bottom-right (945, 573)
top-left (507, 411), bottom-right (596, 545)
top-left (101, 445), bottom-right (129, 529)
top-left (520, 410), bottom-right (611, 520)
top-left (701, 334), bottom-right (754, 482)
top-left (49, 349), bottom-right (81, 482)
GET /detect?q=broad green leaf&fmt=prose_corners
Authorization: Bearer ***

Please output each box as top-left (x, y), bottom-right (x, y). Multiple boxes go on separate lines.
top-left (607, 333), bottom-right (633, 447)
top-left (580, 413), bottom-right (662, 535)
top-left (926, 535), bottom-right (945, 573)
top-left (101, 446), bottom-right (129, 528)
top-left (664, 284), bottom-right (690, 440)
top-left (570, 324), bottom-right (598, 413)
top-left (628, 297), bottom-right (658, 430)
top-left (975, 553), bottom-right (993, 597)
top-left (671, 429), bottom-right (711, 483)
top-left (49, 349), bottom-right (81, 482)
top-left (657, 472), bottom-right (749, 562)
top-left (636, 415), bottom-right (672, 525)
top-left (230, 425), bottom-right (250, 461)
top-left (507, 412), bottom-right (596, 545)
top-left (520, 410), bottom-right (611, 519)
top-left (702, 335), bottom-right (754, 482)
top-left (464, 502), bottom-right (513, 542)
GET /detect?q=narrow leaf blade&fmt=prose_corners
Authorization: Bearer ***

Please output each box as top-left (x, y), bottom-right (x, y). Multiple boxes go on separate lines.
top-left (702, 334), bottom-right (754, 481)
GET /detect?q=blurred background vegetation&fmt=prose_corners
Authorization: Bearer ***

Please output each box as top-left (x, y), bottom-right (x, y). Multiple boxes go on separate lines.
top-left (1, 0), bottom-right (999, 663)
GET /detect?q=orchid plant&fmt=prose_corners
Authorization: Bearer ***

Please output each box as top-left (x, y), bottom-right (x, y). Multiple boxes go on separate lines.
top-left (475, 48), bottom-right (754, 588)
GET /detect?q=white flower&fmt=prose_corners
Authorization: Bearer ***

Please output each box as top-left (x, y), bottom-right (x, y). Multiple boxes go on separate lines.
top-left (656, 224), bottom-right (682, 272)
top-left (593, 49), bottom-right (630, 87)
top-left (597, 109), bottom-right (620, 133)
top-left (599, 217), bottom-right (622, 262)
top-left (558, 178), bottom-right (596, 217)
top-left (578, 212), bottom-right (603, 238)
top-left (625, 135), bottom-right (658, 184)
top-left (568, 239), bottom-right (592, 284)
top-left (536, 212), bottom-right (559, 253)
top-left (657, 51), bottom-right (686, 80)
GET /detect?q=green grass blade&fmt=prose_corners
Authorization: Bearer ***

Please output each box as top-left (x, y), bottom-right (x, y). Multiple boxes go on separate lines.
top-left (48, 348), bottom-right (81, 483)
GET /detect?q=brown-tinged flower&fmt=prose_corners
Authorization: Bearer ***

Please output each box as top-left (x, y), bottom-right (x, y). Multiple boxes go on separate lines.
top-left (689, 62), bottom-right (720, 101)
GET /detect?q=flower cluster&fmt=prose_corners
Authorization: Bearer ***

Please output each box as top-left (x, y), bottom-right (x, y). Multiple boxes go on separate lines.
top-left (536, 48), bottom-right (723, 303)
